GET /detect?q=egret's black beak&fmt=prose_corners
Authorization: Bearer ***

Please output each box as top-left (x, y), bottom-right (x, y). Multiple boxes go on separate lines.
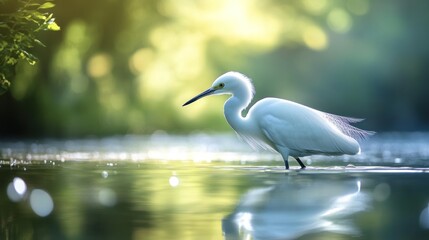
top-left (182, 88), bottom-right (216, 106)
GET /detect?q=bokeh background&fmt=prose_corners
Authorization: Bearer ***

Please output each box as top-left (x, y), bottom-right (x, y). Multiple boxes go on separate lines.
top-left (1, 0), bottom-right (428, 137)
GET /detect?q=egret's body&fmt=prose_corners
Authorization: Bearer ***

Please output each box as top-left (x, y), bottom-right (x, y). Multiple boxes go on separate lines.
top-left (183, 72), bottom-right (373, 169)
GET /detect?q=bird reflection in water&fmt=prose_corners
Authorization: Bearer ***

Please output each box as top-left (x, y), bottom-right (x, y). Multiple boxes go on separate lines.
top-left (222, 178), bottom-right (369, 240)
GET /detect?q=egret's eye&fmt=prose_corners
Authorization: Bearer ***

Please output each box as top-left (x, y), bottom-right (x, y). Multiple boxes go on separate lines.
top-left (219, 83), bottom-right (225, 88)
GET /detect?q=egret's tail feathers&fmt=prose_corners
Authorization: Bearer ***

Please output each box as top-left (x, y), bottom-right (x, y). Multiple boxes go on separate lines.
top-left (323, 113), bottom-right (375, 141)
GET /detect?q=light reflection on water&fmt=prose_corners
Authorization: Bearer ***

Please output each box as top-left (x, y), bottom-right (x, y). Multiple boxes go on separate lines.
top-left (223, 178), bottom-right (368, 240)
top-left (1, 133), bottom-right (429, 239)
top-left (1, 132), bottom-right (429, 167)
top-left (0, 133), bottom-right (274, 163)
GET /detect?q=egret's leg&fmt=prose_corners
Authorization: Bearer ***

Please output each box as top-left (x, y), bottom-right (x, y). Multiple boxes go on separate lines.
top-left (277, 146), bottom-right (290, 170)
top-left (283, 159), bottom-right (290, 170)
top-left (294, 157), bottom-right (306, 169)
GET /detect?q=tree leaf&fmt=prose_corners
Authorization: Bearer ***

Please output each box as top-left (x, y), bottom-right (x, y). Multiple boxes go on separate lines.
top-left (0, 79), bottom-right (10, 95)
top-left (0, 41), bottom-right (7, 51)
top-left (5, 57), bottom-right (18, 65)
top-left (34, 39), bottom-right (46, 47)
top-left (20, 50), bottom-right (38, 65)
top-left (47, 21), bottom-right (60, 31)
top-left (38, 2), bottom-right (55, 9)
top-left (0, 23), bottom-right (9, 29)
top-left (33, 12), bottom-right (47, 20)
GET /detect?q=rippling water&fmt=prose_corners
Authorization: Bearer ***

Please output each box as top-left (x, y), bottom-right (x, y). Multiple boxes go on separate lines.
top-left (1, 132), bottom-right (429, 239)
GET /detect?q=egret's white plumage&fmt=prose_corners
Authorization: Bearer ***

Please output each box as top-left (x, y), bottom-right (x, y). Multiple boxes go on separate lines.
top-left (183, 72), bottom-right (373, 169)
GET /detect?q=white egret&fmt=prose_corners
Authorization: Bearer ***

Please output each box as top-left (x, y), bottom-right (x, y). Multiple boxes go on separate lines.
top-left (183, 72), bottom-right (373, 169)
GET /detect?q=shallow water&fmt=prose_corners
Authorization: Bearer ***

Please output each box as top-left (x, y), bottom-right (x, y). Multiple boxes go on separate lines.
top-left (1, 133), bottom-right (429, 240)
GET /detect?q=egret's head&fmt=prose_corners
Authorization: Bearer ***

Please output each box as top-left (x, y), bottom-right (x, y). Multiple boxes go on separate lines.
top-left (183, 72), bottom-right (254, 106)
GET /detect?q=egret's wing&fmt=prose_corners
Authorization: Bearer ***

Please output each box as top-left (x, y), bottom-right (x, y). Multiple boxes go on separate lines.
top-left (256, 100), bottom-right (360, 155)
top-left (260, 114), bottom-right (345, 155)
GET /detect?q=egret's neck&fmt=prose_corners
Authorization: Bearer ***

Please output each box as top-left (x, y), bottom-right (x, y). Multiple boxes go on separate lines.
top-left (224, 89), bottom-right (253, 132)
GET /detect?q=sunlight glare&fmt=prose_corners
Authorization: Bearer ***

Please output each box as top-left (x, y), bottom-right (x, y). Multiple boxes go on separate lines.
top-left (303, 25), bottom-right (328, 50)
top-left (169, 174), bottom-right (180, 187)
top-left (13, 177), bottom-right (27, 195)
top-left (128, 48), bottom-right (154, 75)
top-left (327, 8), bottom-right (352, 33)
top-left (98, 188), bottom-right (117, 207)
top-left (101, 170), bottom-right (109, 178)
top-left (302, 0), bottom-right (328, 15)
top-left (159, 0), bottom-right (281, 50)
top-left (7, 177), bottom-right (27, 202)
top-left (30, 189), bottom-right (54, 217)
top-left (235, 212), bottom-right (253, 232)
top-left (87, 53), bottom-right (112, 78)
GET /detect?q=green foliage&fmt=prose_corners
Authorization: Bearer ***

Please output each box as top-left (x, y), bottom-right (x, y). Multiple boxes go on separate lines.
top-left (0, 0), bottom-right (427, 137)
top-left (0, 0), bottom-right (60, 94)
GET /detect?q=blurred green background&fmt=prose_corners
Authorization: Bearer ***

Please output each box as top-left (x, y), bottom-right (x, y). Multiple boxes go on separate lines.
top-left (1, 0), bottom-right (428, 137)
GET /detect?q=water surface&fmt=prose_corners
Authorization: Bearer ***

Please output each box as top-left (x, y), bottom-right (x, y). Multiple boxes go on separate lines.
top-left (1, 133), bottom-right (429, 239)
